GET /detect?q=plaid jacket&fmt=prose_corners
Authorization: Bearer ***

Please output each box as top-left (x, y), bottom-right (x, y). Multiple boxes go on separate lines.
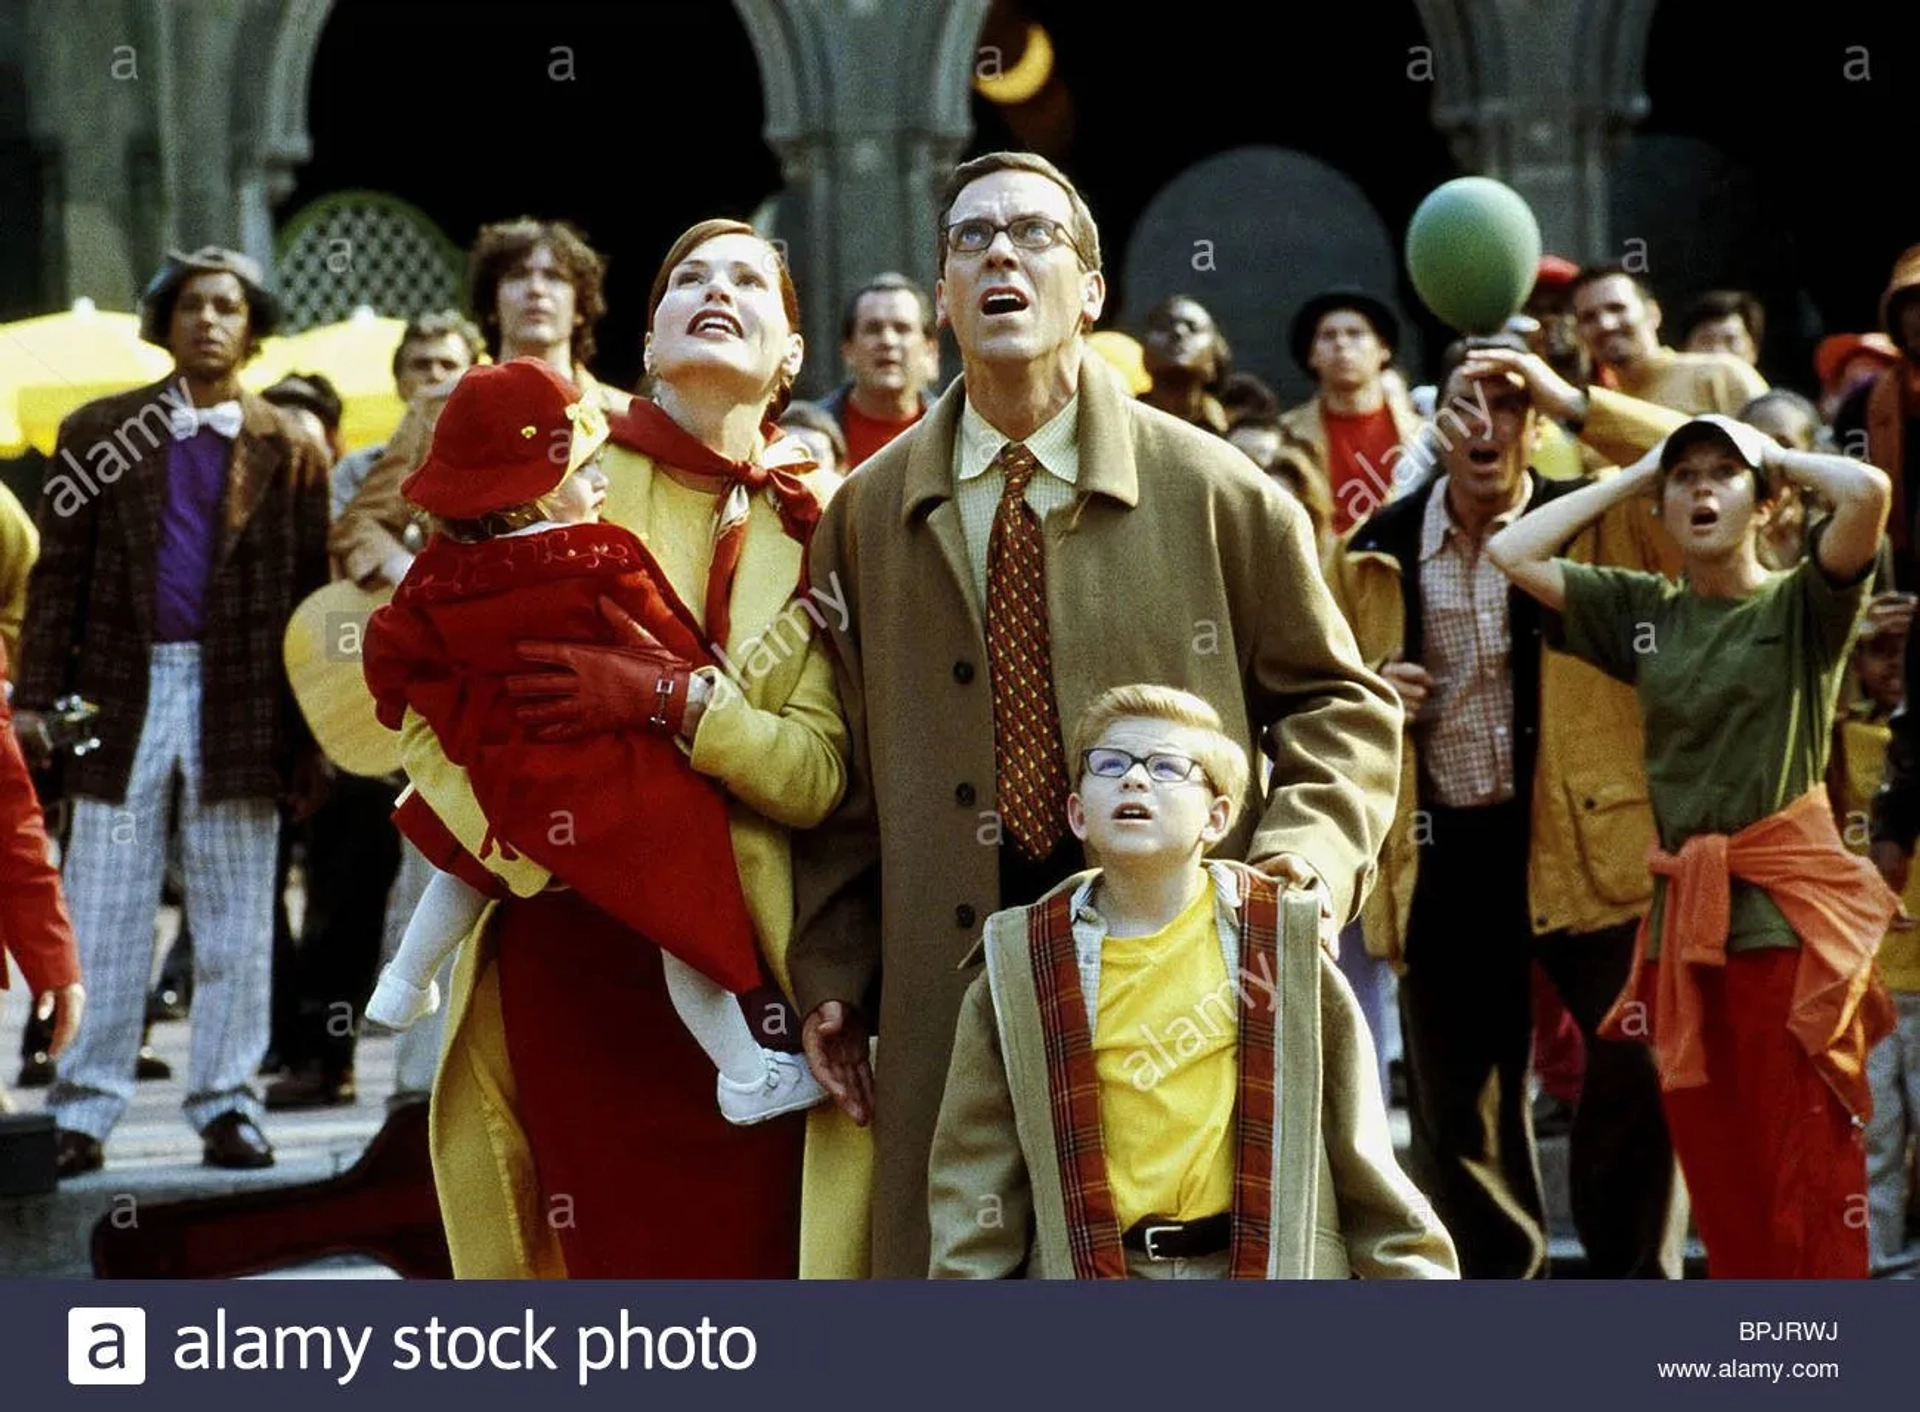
top-left (14, 378), bottom-right (331, 804)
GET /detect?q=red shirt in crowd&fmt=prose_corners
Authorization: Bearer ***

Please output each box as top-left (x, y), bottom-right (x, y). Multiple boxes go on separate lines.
top-left (1323, 403), bottom-right (1404, 536)
top-left (841, 400), bottom-right (924, 469)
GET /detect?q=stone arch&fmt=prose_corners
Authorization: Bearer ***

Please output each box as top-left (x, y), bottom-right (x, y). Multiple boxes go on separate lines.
top-left (733, 0), bottom-right (833, 155)
top-left (233, 0), bottom-right (335, 203)
top-left (728, 0), bottom-right (989, 395)
top-left (1406, 0), bottom-right (1661, 257)
top-left (229, 0), bottom-right (335, 275)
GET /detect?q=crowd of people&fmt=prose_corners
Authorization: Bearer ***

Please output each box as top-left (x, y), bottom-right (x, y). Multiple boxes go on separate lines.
top-left (1, 145), bottom-right (1917, 1282)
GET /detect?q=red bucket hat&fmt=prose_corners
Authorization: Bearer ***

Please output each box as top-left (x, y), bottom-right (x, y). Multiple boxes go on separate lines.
top-left (402, 358), bottom-right (608, 519)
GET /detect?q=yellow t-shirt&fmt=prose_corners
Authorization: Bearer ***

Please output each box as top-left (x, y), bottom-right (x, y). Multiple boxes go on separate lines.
top-left (1838, 717), bottom-right (1920, 993)
top-left (1092, 875), bottom-right (1238, 1230)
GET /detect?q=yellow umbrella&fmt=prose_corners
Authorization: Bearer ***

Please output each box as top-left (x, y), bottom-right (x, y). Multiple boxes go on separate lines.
top-left (244, 306), bottom-right (407, 452)
top-left (0, 299), bottom-right (175, 456)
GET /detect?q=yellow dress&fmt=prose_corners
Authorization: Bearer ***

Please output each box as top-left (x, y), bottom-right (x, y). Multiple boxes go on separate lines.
top-left (401, 440), bottom-right (872, 1278)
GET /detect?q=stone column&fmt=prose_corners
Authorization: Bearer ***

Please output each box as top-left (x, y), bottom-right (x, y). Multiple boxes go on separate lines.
top-left (20, 0), bottom-right (155, 305)
top-left (733, 0), bottom-right (988, 397)
top-left (20, 0), bottom-right (328, 306)
top-left (1416, 0), bottom-right (1659, 263)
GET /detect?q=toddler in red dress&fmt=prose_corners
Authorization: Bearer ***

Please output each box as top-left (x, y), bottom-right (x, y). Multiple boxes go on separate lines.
top-left (360, 358), bottom-right (823, 1125)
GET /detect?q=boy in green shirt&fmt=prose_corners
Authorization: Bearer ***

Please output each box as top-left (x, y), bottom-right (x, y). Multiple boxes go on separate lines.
top-left (1486, 413), bottom-right (1897, 1278)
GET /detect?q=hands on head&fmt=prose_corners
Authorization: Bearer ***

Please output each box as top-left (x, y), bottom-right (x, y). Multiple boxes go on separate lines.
top-left (1453, 345), bottom-right (1586, 425)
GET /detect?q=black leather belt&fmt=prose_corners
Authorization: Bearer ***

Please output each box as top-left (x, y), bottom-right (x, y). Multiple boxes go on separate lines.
top-left (1122, 1213), bottom-right (1231, 1261)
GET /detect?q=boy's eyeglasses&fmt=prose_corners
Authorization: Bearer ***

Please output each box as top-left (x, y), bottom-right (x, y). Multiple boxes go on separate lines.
top-left (1082, 748), bottom-right (1210, 787)
top-left (945, 216), bottom-right (1083, 259)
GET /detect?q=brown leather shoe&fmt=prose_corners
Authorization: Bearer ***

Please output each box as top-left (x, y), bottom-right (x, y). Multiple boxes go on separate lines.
top-left (55, 1129), bottom-right (104, 1179)
top-left (201, 1112), bottom-right (275, 1170)
top-left (264, 1065), bottom-right (356, 1111)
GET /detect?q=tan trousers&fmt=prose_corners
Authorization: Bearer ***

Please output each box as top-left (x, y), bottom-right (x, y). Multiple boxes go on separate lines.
top-left (1124, 1248), bottom-right (1231, 1280)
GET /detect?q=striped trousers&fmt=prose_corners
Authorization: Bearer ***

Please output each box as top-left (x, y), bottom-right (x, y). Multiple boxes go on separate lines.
top-left (49, 644), bottom-right (280, 1140)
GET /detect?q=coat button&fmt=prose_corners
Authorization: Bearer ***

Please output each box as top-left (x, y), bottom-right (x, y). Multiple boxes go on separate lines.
top-left (956, 904), bottom-right (976, 928)
top-left (955, 783), bottom-right (976, 806)
top-left (953, 660), bottom-right (975, 684)
top-left (1583, 797), bottom-right (1596, 811)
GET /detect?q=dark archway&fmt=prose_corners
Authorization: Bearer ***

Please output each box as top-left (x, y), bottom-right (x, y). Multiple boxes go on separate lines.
top-left (962, 0), bottom-right (1461, 395)
top-left (284, 0), bottom-right (782, 390)
top-left (1624, 2), bottom-right (1920, 390)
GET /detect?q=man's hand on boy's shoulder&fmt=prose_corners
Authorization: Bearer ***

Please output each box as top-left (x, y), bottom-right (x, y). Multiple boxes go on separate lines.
top-left (1253, 853), bottom-right (1339, 959)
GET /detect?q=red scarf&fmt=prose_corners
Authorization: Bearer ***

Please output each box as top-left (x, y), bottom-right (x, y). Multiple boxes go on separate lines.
top-left (607, 398), bottom-right (821, 649)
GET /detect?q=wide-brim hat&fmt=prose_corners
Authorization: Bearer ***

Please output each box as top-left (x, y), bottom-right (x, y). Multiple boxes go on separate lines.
top-left (402, 358), bottom-right (609, 519)
top-left (1881, 244), bottom-right (1920, 335)
top-left (1813, 332), bottom-right (1900, 393)
top-left (137, 246), bottom-right (283, 346)
top-left (1289, 288), bottom-right (1401, 373)
top-left (1659, 413), bottom-right (1773, 478)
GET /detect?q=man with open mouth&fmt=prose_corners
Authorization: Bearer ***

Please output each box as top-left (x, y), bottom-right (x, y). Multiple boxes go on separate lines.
top-left (1329, 333), bottom-right (1697, 1278)
top-left (790, 149), bottom-right (1404, 1280)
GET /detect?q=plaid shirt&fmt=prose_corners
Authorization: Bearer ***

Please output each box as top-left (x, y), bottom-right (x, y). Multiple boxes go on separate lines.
top-left (1416, 475), bottom-right (1533, 808)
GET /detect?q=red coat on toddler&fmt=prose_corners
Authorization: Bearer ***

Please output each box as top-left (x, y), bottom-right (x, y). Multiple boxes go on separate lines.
top-left (361, 520), bottom-right (763, 994)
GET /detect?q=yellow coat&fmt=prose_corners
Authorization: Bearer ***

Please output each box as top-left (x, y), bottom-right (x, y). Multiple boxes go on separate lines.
top-left (398, 443), bottom-right (870, 1278)
top-left (1325, 388), bottom-right (1689, 961)
top-left (0, 480), bottom-right (39, 671)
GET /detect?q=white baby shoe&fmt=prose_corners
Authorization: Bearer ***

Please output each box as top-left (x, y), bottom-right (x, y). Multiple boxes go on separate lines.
top-left (717, 1050), bottom-right (828, 1125)
top-left (364, 970), bottom-right (440, 1030)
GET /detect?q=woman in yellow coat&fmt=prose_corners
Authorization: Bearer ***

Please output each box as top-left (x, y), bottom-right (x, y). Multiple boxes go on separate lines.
top-left (397, 219), bottom-right (868, 1277)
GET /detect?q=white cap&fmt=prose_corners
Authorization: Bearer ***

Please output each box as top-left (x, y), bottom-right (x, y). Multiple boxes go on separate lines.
top-left (1658, 413), bottom-right (1773, 474)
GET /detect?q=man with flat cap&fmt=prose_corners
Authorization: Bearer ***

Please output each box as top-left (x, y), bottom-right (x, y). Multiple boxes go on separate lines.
top-left (1278, 288), bottom-right (1422, 537)
top-left (13, 247), bottom-right (331, 1176)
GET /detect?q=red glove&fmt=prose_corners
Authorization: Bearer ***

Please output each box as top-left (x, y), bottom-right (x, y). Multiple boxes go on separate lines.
top-left (508, 601), bottom-right (694, 741)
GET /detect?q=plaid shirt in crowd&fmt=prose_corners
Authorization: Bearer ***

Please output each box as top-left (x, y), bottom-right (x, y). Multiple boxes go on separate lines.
top-left (1416, 475), bottom-right (1534, 808)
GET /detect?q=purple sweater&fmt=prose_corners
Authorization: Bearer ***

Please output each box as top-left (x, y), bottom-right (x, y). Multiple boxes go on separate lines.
top-left (154, 429), bottom-right (228, 642)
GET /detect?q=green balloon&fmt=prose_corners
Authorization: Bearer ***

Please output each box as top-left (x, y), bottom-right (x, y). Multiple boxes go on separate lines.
top-left (1405, 177), bottom-right (1543, 335)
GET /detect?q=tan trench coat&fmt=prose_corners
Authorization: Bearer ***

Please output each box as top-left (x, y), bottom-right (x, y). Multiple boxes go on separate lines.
top-left (927, 862), bottom-right (1458, 1279)
top-left (789, 352), bottom-right (1403, 1278)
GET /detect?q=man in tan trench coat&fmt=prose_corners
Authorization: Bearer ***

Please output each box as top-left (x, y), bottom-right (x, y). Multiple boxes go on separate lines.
top-left (790, 151), bottom-right (1403, 1278)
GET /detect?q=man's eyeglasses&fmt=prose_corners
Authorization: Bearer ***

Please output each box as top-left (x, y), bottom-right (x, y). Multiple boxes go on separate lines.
top-left (1082, 747), bottom-right (1210, 787)
top-left (945, 215), bottom-right (1083, 260)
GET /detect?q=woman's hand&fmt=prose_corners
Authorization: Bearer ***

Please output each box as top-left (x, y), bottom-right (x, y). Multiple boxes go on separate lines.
top-left (508, 599), bottom-right (694, 740)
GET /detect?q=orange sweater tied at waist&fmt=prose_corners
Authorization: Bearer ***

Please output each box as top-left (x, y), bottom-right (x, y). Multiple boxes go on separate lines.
top-left (1599, 787), bottom-right (1897, 1122)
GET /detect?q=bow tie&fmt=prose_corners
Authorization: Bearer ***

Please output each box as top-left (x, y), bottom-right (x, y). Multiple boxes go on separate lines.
top-left (167, 401), bottom-right (243, 442)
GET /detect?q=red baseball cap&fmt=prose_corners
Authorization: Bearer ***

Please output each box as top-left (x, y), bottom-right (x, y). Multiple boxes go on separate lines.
top-left (1813, 332), bottom-right (1899, 393)
top-left (402, 359), bottom-right (608, 519)
top-left (1533, 255), bottom-right (1581, 291)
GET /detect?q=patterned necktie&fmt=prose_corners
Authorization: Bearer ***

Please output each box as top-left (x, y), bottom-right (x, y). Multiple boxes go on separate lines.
top-left (985, 442), bottom-right (1070, 861)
